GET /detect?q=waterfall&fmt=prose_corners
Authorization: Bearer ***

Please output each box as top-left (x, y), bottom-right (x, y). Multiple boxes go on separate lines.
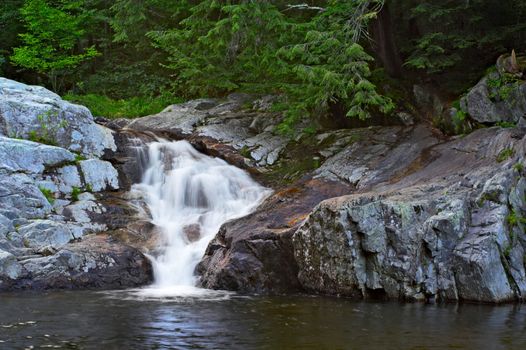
top-left (131, 140), bottom-right (270, 296)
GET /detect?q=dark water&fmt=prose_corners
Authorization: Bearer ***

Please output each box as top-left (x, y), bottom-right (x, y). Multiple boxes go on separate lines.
top-left (0, 290), bottom-right (525, 350)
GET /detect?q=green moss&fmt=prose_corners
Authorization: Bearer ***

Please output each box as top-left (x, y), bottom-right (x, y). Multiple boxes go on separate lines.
top-left (85, 183), bottom-right (93, 193)
top-left (496, 148), bottom-right (515, 162)
top-left (513, 163), bottom-right (524, 173)
top-left (239, 145), bottom-right (252, 159)
top-left (507, 210), bottom-right (526, 227)
top-left (38, 186), bottom-right (55, 205)
top-left (496, 121), bottom-right (516, 128)
top-left (74, 153), bottom-right (86, 163)
top-left (71, 186), bottom-right (81, 202)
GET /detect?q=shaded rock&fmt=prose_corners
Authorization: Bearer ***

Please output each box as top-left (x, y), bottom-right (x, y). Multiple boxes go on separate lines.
top-left (2, 234), bottom-right (153, 290)
top-left (0, 249), bottom-right (22, 280)
top-left (197, 178), bottom-right (351, 293)
top-left (461, 72), bottom-right (526, 124)
top-left (0, 77), bottom-right (116, 157)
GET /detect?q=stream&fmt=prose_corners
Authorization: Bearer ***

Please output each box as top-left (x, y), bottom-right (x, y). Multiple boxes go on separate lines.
top-left (0, 291), bottom-right (525, 349)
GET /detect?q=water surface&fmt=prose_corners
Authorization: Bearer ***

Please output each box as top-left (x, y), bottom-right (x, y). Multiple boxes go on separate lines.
top-left (1, 290), bottom-right (525, 349)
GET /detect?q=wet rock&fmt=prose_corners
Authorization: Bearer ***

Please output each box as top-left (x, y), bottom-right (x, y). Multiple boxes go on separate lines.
top-left (198, 178), bottom-right (351, 293)
top-left (0, 77), bottom-right (116, 157)
top-left (183, 224), bottom-right (201, 242)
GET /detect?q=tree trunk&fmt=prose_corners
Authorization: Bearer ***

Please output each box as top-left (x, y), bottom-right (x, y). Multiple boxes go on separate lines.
top-left (371, 4), bottom-right (403, 78)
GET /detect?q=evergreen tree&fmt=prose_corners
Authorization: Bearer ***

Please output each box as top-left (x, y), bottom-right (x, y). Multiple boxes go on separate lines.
top-left (11, 0), bottom-right (99, 92)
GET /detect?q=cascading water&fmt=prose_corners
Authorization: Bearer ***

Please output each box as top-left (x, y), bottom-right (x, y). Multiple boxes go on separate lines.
top-left (131, 140), bottom-right (270, 297)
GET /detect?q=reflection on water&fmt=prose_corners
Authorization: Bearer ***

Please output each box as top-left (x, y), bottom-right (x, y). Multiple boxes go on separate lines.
top-left (0, 290), bottom-right (525, 349)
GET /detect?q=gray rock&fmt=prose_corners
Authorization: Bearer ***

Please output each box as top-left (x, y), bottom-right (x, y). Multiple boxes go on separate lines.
top-left (0, 173), bottom-right (53, 219)
top-left (80, 159), bottom-right (119, 192)
top-left (55, 165), bottom-right (82, 193)
top-left (0, 213), bottom-right (13, 236)
top-left (0, 137), bottom-right (75, 174)
top-left (18, 220), bottom-right (74, 250)
top-left (461, 73), bottom-right (526, 124)
top-left (290, 127), bottom-right (526, 302)
top-left (0, 249), bottom-right (23, 279)
top-left (7, 234), bottom-right (152, 290)
top-left (0, 77), bottom-right (116, 157)
top-left (127, 95), bottom-right (291, 167)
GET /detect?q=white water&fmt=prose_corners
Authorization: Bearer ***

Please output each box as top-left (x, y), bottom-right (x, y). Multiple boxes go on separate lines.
top-left (131, 140), bottom-right (270, 298)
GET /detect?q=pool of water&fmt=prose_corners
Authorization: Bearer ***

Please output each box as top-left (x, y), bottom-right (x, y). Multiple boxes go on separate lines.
top-left (0, 290), bottom-right (525, 349)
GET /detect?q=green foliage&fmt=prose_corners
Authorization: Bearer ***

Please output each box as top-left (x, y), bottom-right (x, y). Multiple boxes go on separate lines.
top-left (11, 0), bottom-right (99, 92)
top-left (513, 163), bottom-right (524, 173)
top-left (239, 145), bottom-right (252, 159)
top-left (27, 110), bottom-right (68, 146)
top-left (38, 186), bottom-right (55, 205)
top-left (148, 0), bottom-right (393, 134)
top-left (63, 93), bottom-right (183, 118)
top-left (487, 72), bottom-right (523, 101)
top-left (0, 0), bottom-right (24, 75)
top-left (496, 148), bottom-right (515, 163)
top-left (71, 186), bottom-right (81, 202)
top-left (402, 0), bottom-right (526, 76)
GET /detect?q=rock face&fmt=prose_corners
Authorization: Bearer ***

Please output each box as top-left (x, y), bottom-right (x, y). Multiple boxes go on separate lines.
top-left (0, 77), bottom-right (116, 157)
top-left (0, 80), bottom-right (152, 290)
top-left (292, 127), bottom-right (526, 302)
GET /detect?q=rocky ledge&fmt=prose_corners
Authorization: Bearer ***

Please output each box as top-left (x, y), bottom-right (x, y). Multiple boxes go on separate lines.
top-left (0, 78), bottom-right (152, 290)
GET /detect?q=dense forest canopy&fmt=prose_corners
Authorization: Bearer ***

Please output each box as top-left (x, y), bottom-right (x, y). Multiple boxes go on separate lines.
top-left (1, 0), bottom-right (525, 130)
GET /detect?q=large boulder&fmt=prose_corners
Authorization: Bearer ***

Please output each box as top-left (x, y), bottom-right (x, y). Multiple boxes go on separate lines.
top-left (460, 54), bottom-right (526, 124)
top-left (0, 77), bottom-right (116, 157)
